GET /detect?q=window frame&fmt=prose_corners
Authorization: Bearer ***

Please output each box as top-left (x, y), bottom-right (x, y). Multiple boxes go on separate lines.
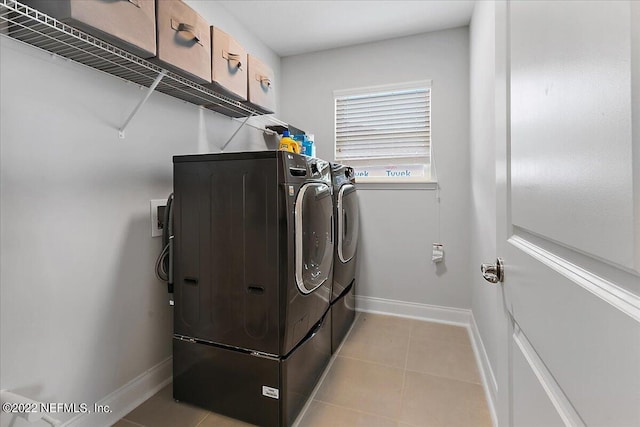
top-left (333, 80), bottom-right (434, 185)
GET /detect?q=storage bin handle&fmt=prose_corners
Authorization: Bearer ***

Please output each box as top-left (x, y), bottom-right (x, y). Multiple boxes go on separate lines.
top-left (257, 75), bottom-right (272, 89)
top-left (171, 19), bottom-right (202, 45)
top-left (222, 51), bottom-right (243, 71)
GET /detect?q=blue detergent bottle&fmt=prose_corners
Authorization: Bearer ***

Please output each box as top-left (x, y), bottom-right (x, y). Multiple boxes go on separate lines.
top-left (301, 137), bottom-right (314, 157)
top-left (305, 134), bottom-right (316, 157)
top-left (293, 134), bottom-right (313, 156)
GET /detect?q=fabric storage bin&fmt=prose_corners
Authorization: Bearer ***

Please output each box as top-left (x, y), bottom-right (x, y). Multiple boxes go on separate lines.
top-left (209, 26), bottom-right (247, 101)
top-left (22, 0), bottom-right (156, 58)
top-left (154, 0), bottom-right (211, 84)
top-left (244, 54), bottom-right (275, 114)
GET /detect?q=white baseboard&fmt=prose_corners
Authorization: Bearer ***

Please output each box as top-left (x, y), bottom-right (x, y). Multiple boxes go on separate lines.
top-left (356, 295), bottom-right (498, 427)
top-left (469, 314), bottom-right (499, 427)
top-left (355, 295), bottom-right (472, 326)
top-left (64, 357), bottom-right (172, 427)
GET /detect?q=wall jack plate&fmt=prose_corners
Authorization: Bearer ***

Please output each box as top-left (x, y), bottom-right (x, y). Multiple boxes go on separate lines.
top-left (150, 199), bottom-right (167, 237)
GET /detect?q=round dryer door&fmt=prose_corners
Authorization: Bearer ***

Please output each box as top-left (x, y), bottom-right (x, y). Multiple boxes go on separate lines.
top-left (338, 184), bottom-right (359, 263)
top-left (295, 182), bottom-right (334, 294)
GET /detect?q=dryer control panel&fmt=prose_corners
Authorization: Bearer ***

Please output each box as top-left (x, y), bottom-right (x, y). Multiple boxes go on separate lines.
top-left (330, 162), bottom-right (356, 190)
top-left (281, 152), bottom-right (331, 185)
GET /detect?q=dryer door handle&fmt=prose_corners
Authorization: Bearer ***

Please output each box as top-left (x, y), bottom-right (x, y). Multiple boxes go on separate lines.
top-left (294, 183), bottom-right (332, 295)
top-left (337, 184), bottom-right (356, 263)
top-left (343, 209), bottom-right (348, 238)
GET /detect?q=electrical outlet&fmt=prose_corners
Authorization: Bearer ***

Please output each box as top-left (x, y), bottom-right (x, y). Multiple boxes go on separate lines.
top-left (150, 199), bottom-right (167, 237)
top-left (432, 243), bottom-right (444, 263)
top-left (157, 205), bottom-right (166, 229)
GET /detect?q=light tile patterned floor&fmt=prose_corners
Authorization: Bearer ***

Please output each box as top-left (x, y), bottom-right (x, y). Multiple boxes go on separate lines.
top-left (115, 313), bottom-right (492, 427)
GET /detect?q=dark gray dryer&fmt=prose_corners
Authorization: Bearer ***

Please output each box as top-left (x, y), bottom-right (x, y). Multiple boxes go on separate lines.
top-left (329, 163), bottom-right (359, 353)
top-left (171, 151), bottom-right (334, 427)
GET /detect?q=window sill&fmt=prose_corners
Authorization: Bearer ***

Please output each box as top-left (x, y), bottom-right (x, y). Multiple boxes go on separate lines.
top-left (355, 181), bottom-right (438, 190)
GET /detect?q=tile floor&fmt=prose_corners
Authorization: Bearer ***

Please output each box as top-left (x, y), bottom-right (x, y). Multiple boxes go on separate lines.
top-left (115, 313), bottom-right (492, 427)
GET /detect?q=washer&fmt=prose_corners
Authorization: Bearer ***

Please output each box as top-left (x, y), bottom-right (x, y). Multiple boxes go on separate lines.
top-left (171, 151), bottom-right (333, 427)
top-left (329, 162), bottom-right (359, 353)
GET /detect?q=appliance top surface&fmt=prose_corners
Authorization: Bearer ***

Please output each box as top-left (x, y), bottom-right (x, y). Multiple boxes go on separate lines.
top-left (173, 150), bottom-right (278, 163)
top-left (173, 150), bottom-right (325, 164)
top-left (174, 150), bottom-right (332, 184)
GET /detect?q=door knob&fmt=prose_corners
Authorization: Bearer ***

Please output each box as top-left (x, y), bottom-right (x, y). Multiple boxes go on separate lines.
top-left (481, 258), bottom-right (504, 284)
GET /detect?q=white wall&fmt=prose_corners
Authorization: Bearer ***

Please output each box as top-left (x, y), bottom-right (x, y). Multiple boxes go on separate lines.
top-left (0, 3), bottom-right (280, 424)
top-left (281, 28), bottom-right (471, 308)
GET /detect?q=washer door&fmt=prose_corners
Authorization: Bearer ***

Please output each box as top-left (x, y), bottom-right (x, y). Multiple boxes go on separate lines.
top-left (338, 184), bottom-right (359, 263)
top-left (295, 183), bottom-right (334, 294)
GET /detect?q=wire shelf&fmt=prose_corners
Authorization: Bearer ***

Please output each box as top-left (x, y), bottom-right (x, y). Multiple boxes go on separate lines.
top-left (0, 0), bottom-right (288, 127)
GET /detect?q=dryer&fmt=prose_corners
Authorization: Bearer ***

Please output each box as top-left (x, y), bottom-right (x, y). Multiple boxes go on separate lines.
top-left (329, 163), bottom-right (359, 353)
top-left (171, 151), bottom-right (333, 427)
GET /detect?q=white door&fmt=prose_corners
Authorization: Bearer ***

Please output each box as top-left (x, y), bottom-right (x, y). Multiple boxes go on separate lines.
top-left (493, 1), bottom-right (640, 425)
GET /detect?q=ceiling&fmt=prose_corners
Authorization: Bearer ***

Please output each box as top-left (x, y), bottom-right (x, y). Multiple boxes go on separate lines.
top-left (217, 1), bottom-right (476, 57)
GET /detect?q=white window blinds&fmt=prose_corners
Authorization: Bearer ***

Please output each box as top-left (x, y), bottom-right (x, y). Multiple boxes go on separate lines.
top-left (335, 84), bottom-right (431, 165)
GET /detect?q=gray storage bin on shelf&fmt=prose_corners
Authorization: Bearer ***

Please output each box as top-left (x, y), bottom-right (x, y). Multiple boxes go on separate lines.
top-left (244, 54), bottom-right (275, 114)
top-left (153, 0), bottom-right (211, 84)
top-left (209, 26), bottom-right (247, 102)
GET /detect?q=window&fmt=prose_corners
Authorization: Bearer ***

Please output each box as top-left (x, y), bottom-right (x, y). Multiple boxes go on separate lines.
top-left (334, 81), bottom-right (432, 183)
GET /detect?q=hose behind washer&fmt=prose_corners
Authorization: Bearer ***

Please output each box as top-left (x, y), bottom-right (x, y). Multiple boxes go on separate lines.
top-left (154, 193), bottom-right (174, 294)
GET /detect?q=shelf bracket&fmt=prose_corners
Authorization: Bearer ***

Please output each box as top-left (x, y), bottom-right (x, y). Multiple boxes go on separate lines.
top-left (118, 71), bottom-right (166, 139)
top-left (221, 113), bottom-right (255, 151)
